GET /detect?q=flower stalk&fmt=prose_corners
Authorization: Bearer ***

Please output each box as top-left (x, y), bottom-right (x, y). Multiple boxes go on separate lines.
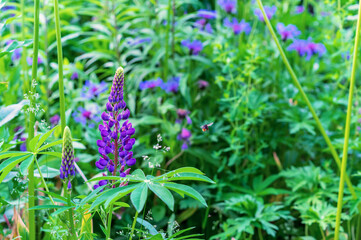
top-left (53, 0), bottom-right (66, 132)
top-left (27, 0), bottom-right (40, 238)
top-left (334, 1), bottom-right (361, 239)
top-left (255, 0), bottom-right (356, 198)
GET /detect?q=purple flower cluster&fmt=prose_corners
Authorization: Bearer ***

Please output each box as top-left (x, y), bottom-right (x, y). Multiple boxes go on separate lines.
top-left (13, 126), bottom-right (27, 151)
top-left (218, 0), bottom-right (236, 14)
top-left (59, 126), bottom-right (76, 189)
top-left (81, 81), bottom-right (108, 100)
top-left (294, 5), bottom-right (305, 14)
top-left (181, 40), bottom-right (203, 55)
top-left (197, 10), bottom-right (217, 19)
top-left (50, 114), bottom-right (60, 127)
top-left (254, 5), bottom-right (277, 21)
top-left (94, 67), bottom-right (136, 189)
top-left (177, 128), bottom-right (192, 150)
top-left (139, 77), bottom-right (180, 93)
top-left (5, 40), bottom-right (21, 61)
top-left (276, 23), bottom-right (301, 41)
top-left (287, 37), bottom-right (326, 60)
top-left (198, 80), bottom-right (209, 90)
top-left (224, 18), bottom-right (251, 35)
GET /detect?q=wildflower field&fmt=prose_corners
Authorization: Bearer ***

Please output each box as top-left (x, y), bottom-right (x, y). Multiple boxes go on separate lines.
top-left (2, 0), bottom-right (361, 239)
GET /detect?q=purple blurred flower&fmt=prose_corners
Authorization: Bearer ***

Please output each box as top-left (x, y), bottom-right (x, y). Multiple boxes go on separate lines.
top-left (181, 40), bottom-right (203, 55)
top-left (94, 67), bottom-right (136, 189)
top-left (161, 76), bottom-right (180, 93)
top-left (20, 138), bottom-right (27, 152)
top-left (27, 56), bottom-right (44, 66)
top-left (176, 109), bottom-right (192, 125)
top-left (5, 40), bottom-right (22, 61)
top-left (254, 6), bottom-right (277, 21)
top-left (128, 37), bottom-right (152, 46)
top-left (195, 19), bottom-right (213, 34)
top-left (294, 5), bottom-right (304, 14)
top-left (139, 78), bottom-right (163, 90)
top-left (71, 72), bottom-right (79, 80)
top-left (72, 106), bottom-right (101, 128)
top-left (341, 51), bottom-right (350, 61)
top-left (276, 23), bottom-right (301, 41)
top-left (218, 0), bottom-right (236, 13)
top-left (2, 5), bottom-right (16, 17)
top-left (81, 81), bottom-right (108, 100)
top-left (50, 114), bottom-right (60, 126)
top-left (287, 38), bottom-right (326, 60)
top-left (197, 10), bottom-right (217, 19)
top-left (224, 18), bottom-right (251, 35)
top-left (177, 128), bottom-right (192, 150)
top-left (198, 80), bottom-right (209, 90)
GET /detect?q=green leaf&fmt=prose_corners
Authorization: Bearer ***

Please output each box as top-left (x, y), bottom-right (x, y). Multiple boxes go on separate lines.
top-left (19, 155), bottom-right (34, 175)
top-left (37, 139), bottom-right (62, 152)
top-left (0, 40), bottom-right (32, 58)
top-left (28, 134), bottom-right (42, 152)
top-left (103, 184), bottom-right (140, 209)
top-left (159, 173), bottom-right (214, 184)
top-left (51, 206), bottom-right (74, 216)
top-left (0, 100), bottom-right (30, 127)
top-left (35, 126), bottom-right (60, 151)
top-left (154, 167), bottom-right (205, 181)
top-left (37, 152), bottom-right (62, 158)
top-left (130, 182), bottom-right (148, 212)
top-left (29, 204), bottom-right (65, 210)
top-left (0, 151), bottom-right (29, 161)
top-left (164, 183), bottom-right (207, 207)
top-left (148, 183), bottom-right (174, 211)
top-left (136, 218), bottom-right (158, 236)
top-left (37, 190), bottom-right (67, 202)
top-left (0, 154), bottom-right (32, 184)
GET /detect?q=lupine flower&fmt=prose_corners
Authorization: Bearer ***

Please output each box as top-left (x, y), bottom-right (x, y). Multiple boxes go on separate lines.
top-left (254, 6), bottom-right (277, 21)
top-left (128, 37), bottom-right (152, 46)
top-left (294, 5), bottom-right (304, 14)
top-left (218, 0), bottom-right (236, 13)
top-left (176, 109), bottom-right (192, 125)
top-left (276, 23), bottom-right (301, 41)
top-left (81, 81), bottom-right (108, 100)
top-left (72, 106), bottom-right (101, 128)
top-left (161, 76), bottom-right (180, 93)
top-left (198, 80), bottom-right (209, 90)
top-left (50, 114), bottom-right (60, 126)
top-left (197, 10), bottom-right (217, 19)
top-left (181, 40), bottom-right (203, 55)
top-left (287, 38), bottom-right (326, 60)
top-left (94, 67), bottom-right (136, 190)
top-left (71, 72), bottom-right (79, 80)
top-left (177, 128), bottom-right (192, 150)
top-left (27, 56), bottom-right (44, 66)
top-left (224, 18), bottom-right (251, 35)
top-left (139, 78), bottom-right (163, 90)
top-left (59, 126), bottom-right (76, 190)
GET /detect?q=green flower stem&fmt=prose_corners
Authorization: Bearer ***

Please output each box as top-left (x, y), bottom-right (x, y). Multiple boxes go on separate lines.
top-left (106, 205), bottom-right (113, 240)
top-left (163, 0), bottom-right (171, 80)
top-left (64, 185), bottom-right (76, 240)
top-left (21, 0), bottom-right (29, 94)
top-left (255, 0), bottom-right (356, 198)
top-left (334, 1), bottom-right (361, 239)
top-left (34, 156), bottom-right (55, 205)
top-left (28, 0), bottom-right (40, 238)
top-left (53, 0), bottom-right (66, 133)
top-left (129, 211), bottom-right (139, 240)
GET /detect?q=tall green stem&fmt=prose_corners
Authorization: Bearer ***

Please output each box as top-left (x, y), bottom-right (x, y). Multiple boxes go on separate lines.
top-left (64, 184), bottom-right (76, 240)
top-left (53, 0), bottom-right (66, 133)
top-left (28, 0), bottom-right (40, 238)
top-left (163, 0), bottom-right (171, 80)
top-left (106, 205), bottom-right (113, 240)
top-left (334, 1), bottom-right (361, 239)
top-left (129, 211), bottom-right (139, 240)
top-left (255, 0), bottom-right (356, 198)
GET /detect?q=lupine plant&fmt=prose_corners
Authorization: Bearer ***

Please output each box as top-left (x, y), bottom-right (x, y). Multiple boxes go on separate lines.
top-left (3, 0), bottom-right (361, 239)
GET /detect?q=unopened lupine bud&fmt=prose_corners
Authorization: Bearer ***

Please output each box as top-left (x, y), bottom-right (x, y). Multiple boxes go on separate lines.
top-left (59, 126), bottom-right (76, 190)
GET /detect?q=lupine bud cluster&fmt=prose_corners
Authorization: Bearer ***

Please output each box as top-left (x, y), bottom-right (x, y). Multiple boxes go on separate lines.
top-left (94, 67), bottom-right (136, 189)
top-left (59, 126), bottom-right (76, 189)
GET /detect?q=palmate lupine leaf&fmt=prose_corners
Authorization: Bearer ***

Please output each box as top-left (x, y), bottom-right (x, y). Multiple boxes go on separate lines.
top-left (130, 182), bottom-right (148, 212)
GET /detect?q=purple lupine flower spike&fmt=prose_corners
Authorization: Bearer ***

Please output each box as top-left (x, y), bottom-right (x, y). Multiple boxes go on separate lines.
top-left (59, 126), bottom-right (76, 190)
top-left (95, 67), bottom-right (136, 189)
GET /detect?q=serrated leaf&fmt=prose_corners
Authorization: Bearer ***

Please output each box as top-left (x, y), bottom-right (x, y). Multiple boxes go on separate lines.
top-left (148, 183), bottom-right (174, 211)
top-left (130, 182), bottom-right (148, 212)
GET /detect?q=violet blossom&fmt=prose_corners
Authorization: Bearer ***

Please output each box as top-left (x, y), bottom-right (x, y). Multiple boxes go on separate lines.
top-left (72, 106), bottom-right (101, 128)
top-left (161, 77), bottom-right (180, 93)
top-left (71, 72), bottom-right (79, 80)
top-left (27, 56), bottom-right (44, 66)
top-left (218, 0), bottom-right (237, 13)
top-left (176, 109), bottom-right (192, 125)
top-left (198, 80), bottom-right (209, 90)
top-left (81, 81), bottom-right (108, 100)
top-left (276, 23), bottom-right (301, 41)
top-left (197, 10), bottom-right (217, 19)
top-left (294, 5), bottom-right (304, 14)
top-left (287, 38), bottom-right (326, 60)
top-left (139, 78), bottom-right (163, 90)
top-left (94, 67), bottom-right (136, 189)
top-left (224, 18), bottom-right (251, 35)
top-left (177, 128), bottom-right (192, 150)
top-left (181, 40), bottom-right (203, 55)
top-left (50, 114), bottom-right (60, 127)
top-left (254, 6), bottom-right (277, 21)
top-left (59, 126), bottom-right (76, 189)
